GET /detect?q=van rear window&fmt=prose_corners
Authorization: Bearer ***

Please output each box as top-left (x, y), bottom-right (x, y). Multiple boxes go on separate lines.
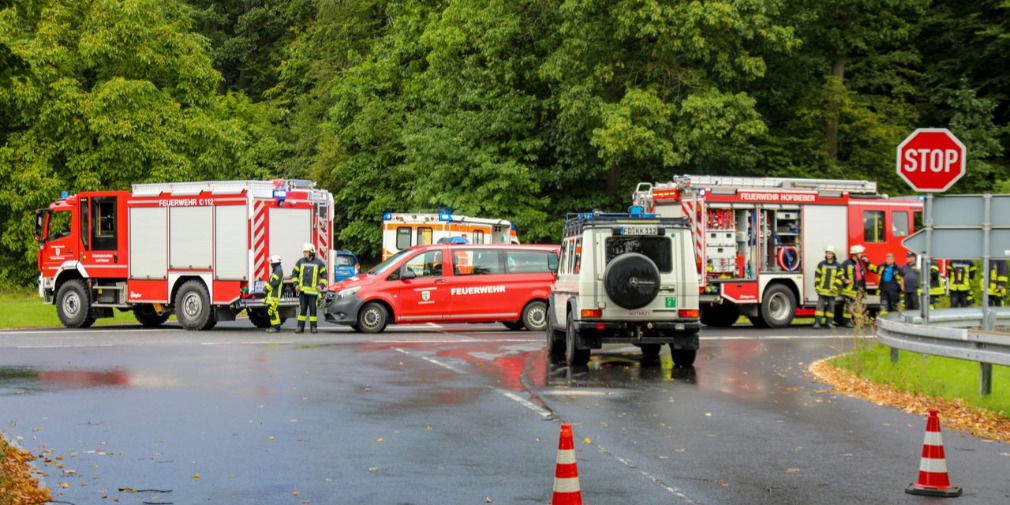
top-left (605, 237), bottom-right (672, 273)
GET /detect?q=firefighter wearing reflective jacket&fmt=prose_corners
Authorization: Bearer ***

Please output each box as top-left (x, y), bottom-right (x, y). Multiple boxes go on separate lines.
top-left (987, 260), bottom-right (1008, 307)
top-left (813, 246), bottom-right (842, 329)
top-left (264, 255), bottom-right (283, 333)
top-left (292, 243), bottom-right (327, 333)
top-left (927, 260), bottom-right (945, 309)
top-left (870, 253), bottom-right (902, 316)
top-left (840, 244), bottom-right (873, 327)
top-left (947, 259), bottom-right (976, 308)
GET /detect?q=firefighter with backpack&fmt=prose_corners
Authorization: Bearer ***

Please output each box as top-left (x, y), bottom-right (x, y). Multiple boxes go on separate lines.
top-left (264, 255), bottom-right (284, 333)
top-left (292, 243), bottom-right (328, 333)
top-left (987, 260), bottom-right (1008, 307)
top-left (813, 245), bottom-right (843, 329)
top-left (947, 259), bottom-right (977, 308)
top-left (926, 259), bottom-right (946, 309)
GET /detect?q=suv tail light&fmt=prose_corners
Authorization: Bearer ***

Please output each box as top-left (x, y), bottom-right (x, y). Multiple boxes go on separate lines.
top-left (580, 309), bottom-right (602, 318)
top-left (678, 309), bottom-right (700, 319)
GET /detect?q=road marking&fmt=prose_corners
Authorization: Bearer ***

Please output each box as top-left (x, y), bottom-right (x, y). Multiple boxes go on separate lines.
top-left (15, 344), bottom-right (117, 349)
top-left (393, 348), bottom-right (465, 374)
top-left (539, 389), bottom-right (612, 397)
top-left (0, 329), bottom-right (162, 336)
top-left (496, 389), bottom-right (552, 418)
top-left (702, 334), bottom-right (862, 341)
top-left (199, 341), bottom-right (295, 346)
top-left (382, 338), bottom-right (539, 344)
top-left (593, 442), bottom-right (701, 504)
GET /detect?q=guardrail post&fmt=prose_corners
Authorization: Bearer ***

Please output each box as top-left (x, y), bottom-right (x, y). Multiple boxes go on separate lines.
top-left (890, 347), bottom-right (899, 363)
top-left (980, 363), bottom-right (992, 396)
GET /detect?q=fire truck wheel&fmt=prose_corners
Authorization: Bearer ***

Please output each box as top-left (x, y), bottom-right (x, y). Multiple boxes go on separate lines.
top-left (133, 304), bottom-right (169, 328)
top-left (502, 321), bottom-right (525, 331)
top-left (759, 284), bottom-right (796, 329)
top-left (521, 300), bottom-right (549, 332)
top-left (545, 309), bottom-right (565, 359)
top-left (56, 279), bottom-right (94, 328)
top-left (604, 253), bottom-right (660, 309)
top-left (175, 280), bottom-right (212, 331)
top-left (640, 344), bottom-right (662, 359)
top-left (700, 303), bottom-right (740, 327)
top-left (357, 302), bottom-right (389, 334)
top-left (671, 348), bottom-right (697, 368)
top-left (565, 312), bottom-right (590, 367)
top-left (247, 308), bottom-right (272, 329)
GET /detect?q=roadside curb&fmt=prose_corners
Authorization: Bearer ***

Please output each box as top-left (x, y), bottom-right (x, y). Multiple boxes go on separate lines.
top-left (1, 431), bottom-right (52, 503)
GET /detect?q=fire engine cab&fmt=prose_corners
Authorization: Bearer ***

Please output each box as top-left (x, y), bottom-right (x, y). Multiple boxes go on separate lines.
top-left (35, 179), bottom-right (334, 330)
top-left (381, 212), bottom-right (519, 260)
top-left (636, 175), bottom-right (923, 328)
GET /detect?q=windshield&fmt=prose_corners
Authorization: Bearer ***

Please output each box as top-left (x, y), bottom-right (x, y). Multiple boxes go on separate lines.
top-left (335, 255), bottom-right (356, 266)
top-left (47, 210), bottom-right (71, 241)
top-left (369, 249), bottom-right (412, 275)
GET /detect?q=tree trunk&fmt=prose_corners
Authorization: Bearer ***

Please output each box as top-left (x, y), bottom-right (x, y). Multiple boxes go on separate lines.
top-left (607, 164), bottom-right (621, 195)
top-left (824, 56), bottom-right (847, 161)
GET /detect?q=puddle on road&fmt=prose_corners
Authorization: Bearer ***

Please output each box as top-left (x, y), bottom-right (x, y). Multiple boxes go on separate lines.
top-left (0, 366), bottom-right (180, 393)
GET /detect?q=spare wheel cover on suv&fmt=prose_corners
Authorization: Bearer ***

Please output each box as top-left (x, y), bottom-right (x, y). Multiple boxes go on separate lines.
top-left (604, 253), bottom-right (661, 309)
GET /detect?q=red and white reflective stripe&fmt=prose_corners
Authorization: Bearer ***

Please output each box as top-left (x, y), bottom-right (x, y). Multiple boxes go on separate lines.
top-left (252, 201), bottom-right (268, 280)
top-left (316, 211), bottom-right (329, 261)
top-left (683, 199), bottom-right (704, 277)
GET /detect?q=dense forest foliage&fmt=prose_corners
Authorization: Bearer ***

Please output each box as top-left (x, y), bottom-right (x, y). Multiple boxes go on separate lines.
top-left (3, 0), bottom-right (1010, 284)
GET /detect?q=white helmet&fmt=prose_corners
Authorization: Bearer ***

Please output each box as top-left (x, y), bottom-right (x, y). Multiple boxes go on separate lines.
top-left (269, 255), bottom-right (282, 265)
top-left (849, 244), bottom-right (865, 255)
top-left (303, 243), bottom-right (316, 254)
top-left (824, 245), bottom-right (836, 254)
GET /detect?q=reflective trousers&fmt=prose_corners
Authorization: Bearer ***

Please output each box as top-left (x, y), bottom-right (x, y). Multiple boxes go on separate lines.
top-left (266, 297), bottom-right (281, 327)
top-left (814, 294), bottom-right (835, 325)
top-left (298, 293), bottom-right (318, 328)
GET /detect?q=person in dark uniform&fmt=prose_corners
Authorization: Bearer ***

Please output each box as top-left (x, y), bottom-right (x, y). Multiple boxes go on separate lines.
top-left (812, 245), bottom-right (842, 329)
top-left (292, 243), bottom-right (328, 334)
top-left (987, 260), bottom-right (1008, 307)
top-left (898, 252), bottom-right (920, 312)
top-left (264, 255), bottom-right (283, 333)
top-left (947, 259), bottom-right (976, 308)
top-left (927, 259), bottom-right (945, 309)
top-left (873, 253), bottom-right (902, 316)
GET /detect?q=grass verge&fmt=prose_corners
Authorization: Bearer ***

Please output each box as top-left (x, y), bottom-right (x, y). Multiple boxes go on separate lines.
top-left (0, 435), bottom-right (51, 505)
top-left (0, 288), bottom-right (137, 329)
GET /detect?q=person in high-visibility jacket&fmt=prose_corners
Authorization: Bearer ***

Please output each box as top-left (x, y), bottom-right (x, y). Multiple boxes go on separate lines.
top-left (292, 243), bottom-right (327, 333)
top-left (812, 245), bottom-right (843, 329)
top-left (264, 255), bottom-right (284, 333)
top-left (927, 260), bottom-right (945, 309)
top-left (839, 244), bottom-right (873, 327)
top-left (946, 259), bottom-right (976, 308)
top-left (987, 260), bottom-right (1008, 307)
top-left (871, 253), bottom-right (902, 316)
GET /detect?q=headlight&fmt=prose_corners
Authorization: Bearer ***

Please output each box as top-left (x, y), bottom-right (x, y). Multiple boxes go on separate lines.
top-left (337, 286), bottom-right (361, 299)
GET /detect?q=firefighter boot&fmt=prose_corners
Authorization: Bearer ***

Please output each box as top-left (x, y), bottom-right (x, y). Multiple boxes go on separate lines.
top-left (812, 317), bottom-right (823, 329)
top-left (295, 324), bottom-right (305, 334)
top-left (266, 326), bottom-right (280, 333)
top-left (310, 324), bottom-right (318, 334)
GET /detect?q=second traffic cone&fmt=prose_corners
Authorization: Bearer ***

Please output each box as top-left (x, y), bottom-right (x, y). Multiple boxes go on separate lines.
top-left (906, 409), bottom-right (962, 497)
top-left (551, 423), bottom-right (584, 505)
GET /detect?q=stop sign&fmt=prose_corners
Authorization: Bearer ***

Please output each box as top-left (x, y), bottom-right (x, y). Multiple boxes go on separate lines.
top-left (896, 128), bottom-right (966, 192)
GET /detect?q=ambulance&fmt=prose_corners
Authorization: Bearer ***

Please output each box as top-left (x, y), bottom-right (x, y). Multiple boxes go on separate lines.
top-left (381, 212), bottom-right (519, 259)
top-left (324, 243), bottom-right (559, 333)
top-left (635, 175), bottom-right (923, 328)
top-left (34, 179), bottom-right (334, 330)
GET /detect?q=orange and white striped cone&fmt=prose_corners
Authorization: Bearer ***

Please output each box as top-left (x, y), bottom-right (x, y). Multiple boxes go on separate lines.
top-left (551, 423), bottom-right (584, 505)
top-left (906, 409), bottom-right (962, 497)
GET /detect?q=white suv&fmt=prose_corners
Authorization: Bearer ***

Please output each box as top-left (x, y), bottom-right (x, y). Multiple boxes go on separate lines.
top-left (547, 212), bottom-right (701, 367)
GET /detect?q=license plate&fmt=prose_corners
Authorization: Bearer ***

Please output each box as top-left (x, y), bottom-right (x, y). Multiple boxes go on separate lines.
top-left (665, 296), bottom-right (677, 308)
top-left (620, 225), bottom-right (659, 236)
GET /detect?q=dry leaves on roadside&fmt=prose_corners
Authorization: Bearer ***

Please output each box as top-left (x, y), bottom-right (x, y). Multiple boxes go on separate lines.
top-left (810, 359), bottom-right (1010, 444)
top-left (0, 436), bottom-right (53, 505)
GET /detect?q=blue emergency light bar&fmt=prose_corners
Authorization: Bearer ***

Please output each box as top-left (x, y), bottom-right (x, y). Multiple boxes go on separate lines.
top-left (383, 212), bottom-right (392, 220)
top-left (438, 212), bottom-right (453, 222)
top-left (60, 191), bottom-right (69, 199)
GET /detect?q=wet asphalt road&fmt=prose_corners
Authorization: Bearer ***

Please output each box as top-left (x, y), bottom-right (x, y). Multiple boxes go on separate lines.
top-left (0, 321), bottom-right (1008, 505)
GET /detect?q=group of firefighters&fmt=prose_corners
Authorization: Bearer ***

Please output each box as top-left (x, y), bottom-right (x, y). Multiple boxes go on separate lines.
top-left (262, 243), bottom-right (328, 334)
top-left (813, 245), bottom-right (1009, 328)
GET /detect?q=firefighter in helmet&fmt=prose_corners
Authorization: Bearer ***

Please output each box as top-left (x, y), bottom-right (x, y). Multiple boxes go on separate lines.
top-left (813, 245), bottom-right (842, 328)
top-left (946, 259), bottom-right (976, 308)
top-left (840, 244), bottom-right (873, 327)
top-left (927, 259), bottom-right (945, 309)
top-left (264, 255), bottom-right (284, 333)
top-left (987, 260), bottom-right (1008, 307)
top-left (292, 243), bottom-right (327, 333)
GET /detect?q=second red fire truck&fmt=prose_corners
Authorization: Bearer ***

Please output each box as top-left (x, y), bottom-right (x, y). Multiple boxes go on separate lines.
top-left (636, 175), bottom-right (923, 327)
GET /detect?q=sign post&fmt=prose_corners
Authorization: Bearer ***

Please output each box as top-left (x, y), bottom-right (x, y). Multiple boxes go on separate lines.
top-left (896, 128), bottom-right (967, 324)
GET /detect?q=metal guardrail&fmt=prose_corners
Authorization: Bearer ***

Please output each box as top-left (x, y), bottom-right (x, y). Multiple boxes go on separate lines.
top-left (876, 308), bottom-right (1010, 395)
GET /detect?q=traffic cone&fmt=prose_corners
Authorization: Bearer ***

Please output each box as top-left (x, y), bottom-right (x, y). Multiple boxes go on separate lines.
top-left (550, 423), bottom-right (584, 505)
top-left (906, 409), bottom-right (962, 497)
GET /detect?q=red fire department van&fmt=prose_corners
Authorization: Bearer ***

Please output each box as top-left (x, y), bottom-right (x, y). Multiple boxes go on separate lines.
top-left (35, 179), bottom-right (334, 330)
top-left (324, 243), bottom-right (560, 333)
top-left (635, 175), bottom-right (923, 328)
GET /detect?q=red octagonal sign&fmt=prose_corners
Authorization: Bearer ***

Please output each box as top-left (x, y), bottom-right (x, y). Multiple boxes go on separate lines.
top-left (896, 128), bottom-right (966, 192)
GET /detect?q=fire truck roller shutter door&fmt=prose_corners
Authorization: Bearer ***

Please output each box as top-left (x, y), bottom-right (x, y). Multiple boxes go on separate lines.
top-left (129, 207), bottom-right (168, 280)
top-left (214, 205), bottom-right (247, 280)
top-left (169, 206), bottom-right (213, 270)
top-left (269, 207), bottom-right (312, 275)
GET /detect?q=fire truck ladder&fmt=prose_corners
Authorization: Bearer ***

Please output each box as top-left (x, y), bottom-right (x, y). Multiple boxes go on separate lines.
top-left (673, 174), bottom-right (877, 194)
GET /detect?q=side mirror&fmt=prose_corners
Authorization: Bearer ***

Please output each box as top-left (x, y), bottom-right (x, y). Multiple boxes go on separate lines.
top-left (400, 268), bottom-right (417, 280)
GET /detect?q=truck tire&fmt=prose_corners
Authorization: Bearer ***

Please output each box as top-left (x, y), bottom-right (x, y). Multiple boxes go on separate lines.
top-left (671, 348), bottom-right (697, 368)
top-left (133, 304), bottom-right (169, 327)
top-left (247, 308), bottom-right (272, 329)
top-left (640, 344), bottom-right (662, 359)
top-left (357, 302), bottom-right (389, 334)
top-left (545, 307), bottom-right (565, 359)
top-left (701, 302), bottom-right (739, 327)
top-left (175, 280), bottom-right (212, 331)
top-left (56, 279), bottom-right (94, 328)
top-left (521, 300), bottom-right (548, 332)
top-left (759, 284), bottom-right (796, 329)
top-left (565, 312), bottom-right (590, 367)
top-left (604, 253), bottom-right (660, 309)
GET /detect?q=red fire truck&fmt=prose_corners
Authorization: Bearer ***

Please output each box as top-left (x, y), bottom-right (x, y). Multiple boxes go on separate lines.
top-left (635, 175), bottom-right (923, 328)
top-left (34, 179), bottom-right (334, 330)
